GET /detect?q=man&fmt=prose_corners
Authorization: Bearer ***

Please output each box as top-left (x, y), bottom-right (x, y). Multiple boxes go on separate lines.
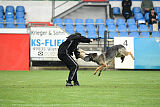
top-left (58, 33), bottom-right (92, 86)
top-left (122, 0), bottom-right (132, 20)
top-left (149, 8), bottom-right (157, 25)
top-left (141, 0), bottom-right (153, 15)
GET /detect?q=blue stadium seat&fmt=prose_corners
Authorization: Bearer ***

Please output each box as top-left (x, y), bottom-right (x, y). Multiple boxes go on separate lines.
top-left (130, 32), bottom-right (139, 37)
top-left (106, 19), bottom-right (115, 26)
top-left (95, 19), bottom-right (104, 25)
top-left (139, 25), bottom-right (148, 32)
top-left (140, 32), bottom-right (150, 37)
top-left (0, 5), bottom-right (4, 13)
top-left (118, 25), bottom-right (127, 32)
top-left (64, 18), bottom-right (73, 25)
top-left (149, 25), bottom-right (153, 32)
top-left (116, 19), bottom-right (125, 26)
top-left (17, 24), bottom-right (26, 28)
top-left (145, 13), bottom-right (149, 22)
top-left (0, 23), bottom-right (4, 28)
top-left (151, 32), bottom-right (160, 37)
top-left (113, 7), bottom-right (120, 15)
top-left (0, 18), bottom-right (4, 28)
top-left (6, 6), bottom-right (14, 13)
top-left (75, 19), bottom-right (83, 25)
top-left (134, 13), bottom-right (143, 21)
top-left (132, 7), bottom-right (141, 14)
top-left (16, 6), bottom-right (25, 12)
top-left (98, 31), bottom-right (105, 38)
top-left (5, 12), bottom-right (14, 19)
top-left (86, 24), bottom-right (95, 32)
top-left (97, 24), bottom-right (105, 32)
top-left (109, 32), bottom-right (118, 39)
top-left (16, 12), bottom-right (25, 19)
top-left (107, 25), bottom-right (116, 32)
top-left (16, 18), bottom-right (26, 28)
top-left (6, 24), bottom-right (15, 28)
top-left (65, 24), bottom-right (74, 34)
top-left (76, 25), bottom-right (86, 36)
top-left (0, 12), bottom-right (3, 18)
top-left (97, 24), bottom-right (106, 38)
top-left (56, 24), bottom-right (64, 29)
top-left (128, 25), bottom-right (138, 32)
top-left (53, 18), bottom-right (64, 28)
top-left (86, 24), bottom-right (97, 38)
top-left (77, 31), bottom-right (86, 37)
top-left (85, 19), bottom-right (94, 25)
top-left (53, 18), bottom-right (63, 24)
top-left (154, 7), bottom-right (160, 14)
top-left (127, 18), bottom-right (136, 26)
top-left (119, 32), bottom-right (128, 37)
top-left (87, 31), bottom-right (97, 39)
top-left (6, 18), bottom-right (15, 28)
top-left (76, 25), bottom-right (85, 31)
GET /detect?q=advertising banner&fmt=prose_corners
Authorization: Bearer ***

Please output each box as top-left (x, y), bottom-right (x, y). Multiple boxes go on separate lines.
top-left (114, 37), bottom-right (134, 69)
top-left (0, 34), bottom-right (29, 71)
top-left (30, 26), bottom-right (69, 58)
top-left (114, 37), bottom-right (160, 69)
top-left (134, 38), bottom-right (160, 69)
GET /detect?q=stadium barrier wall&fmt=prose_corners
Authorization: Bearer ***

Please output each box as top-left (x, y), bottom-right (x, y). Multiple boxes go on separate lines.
top-left (0, 33), bottom-right (29, 71)
top-left (134, 38), bottom-right (160, 69)
top-left (114, 37), bottom-right (160, 69)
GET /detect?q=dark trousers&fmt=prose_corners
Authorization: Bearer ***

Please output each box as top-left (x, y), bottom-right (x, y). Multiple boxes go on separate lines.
top-left (58, 53), bottom-right (79, 82)
top-left (122, 11), bottom-right (132, 20)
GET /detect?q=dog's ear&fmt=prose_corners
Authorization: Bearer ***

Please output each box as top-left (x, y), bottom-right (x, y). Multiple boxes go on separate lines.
top-left (121, 56), bottom-right (125, 63)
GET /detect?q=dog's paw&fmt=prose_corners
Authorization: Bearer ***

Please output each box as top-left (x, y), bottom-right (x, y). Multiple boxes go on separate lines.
top-left (93, 72), bottom-right (97, 75)
top-left (98, 73), bottom-right (101, 76)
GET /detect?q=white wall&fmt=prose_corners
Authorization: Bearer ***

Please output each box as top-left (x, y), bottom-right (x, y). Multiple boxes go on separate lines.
top-left (1, 1), bottom-right (79, 22)
top-left (1, 1), bottom-right (52, 22)
top-left (55, 1), bottom-right (79, 16)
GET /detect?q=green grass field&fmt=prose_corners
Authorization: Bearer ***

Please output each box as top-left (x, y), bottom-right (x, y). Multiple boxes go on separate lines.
top-left (0, 70), bottom-right (160, 107)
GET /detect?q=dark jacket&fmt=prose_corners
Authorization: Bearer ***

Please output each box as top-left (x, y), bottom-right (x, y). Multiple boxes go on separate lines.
top-left (58, 34), bottom-right (91, 56)
top-left (122, 0), bottom-right (132, 14)
top-left (141, 0), bottom-right (153, 11)
top-left (149, 12), bottom-right (157, 24)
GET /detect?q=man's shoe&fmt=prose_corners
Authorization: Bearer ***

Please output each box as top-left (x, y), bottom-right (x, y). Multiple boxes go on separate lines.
top-left (74, 81), bottom-right (80, 86)
top-left (66, 80), bottom-right (73, 86)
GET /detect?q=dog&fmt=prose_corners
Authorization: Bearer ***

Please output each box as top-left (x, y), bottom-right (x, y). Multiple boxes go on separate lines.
top-left (78, 45), bottom-right (135, 76)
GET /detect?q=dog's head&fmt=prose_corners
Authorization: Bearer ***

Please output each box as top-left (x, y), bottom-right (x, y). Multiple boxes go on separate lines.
top-left (84, 53), bottom-right (98, 62)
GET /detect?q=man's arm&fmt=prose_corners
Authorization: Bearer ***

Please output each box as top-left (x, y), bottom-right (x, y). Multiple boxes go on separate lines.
top-left (77, 36), bottom-right (92, 43)
top-left (74, 48), bottom-right (80, 59)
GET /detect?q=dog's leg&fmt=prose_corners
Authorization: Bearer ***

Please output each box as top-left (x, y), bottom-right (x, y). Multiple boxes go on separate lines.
top-left (94, 65), bottom-right (104, 75)
top-left (98, 64), bottom-right (107, 76)
top-left (98, 67), bottom-right (106, 76)
top-left (128, 52), bottom-right (135, 60)
top-left (98, 69), bottom-right (103, 76)
top-left (94, 66), bottom-right (101, 75)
